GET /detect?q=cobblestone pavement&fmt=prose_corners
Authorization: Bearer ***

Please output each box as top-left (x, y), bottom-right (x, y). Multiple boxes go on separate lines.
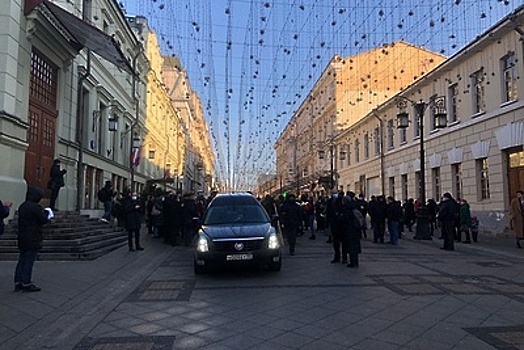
top-left (1, 229), bottom-right (524, 350)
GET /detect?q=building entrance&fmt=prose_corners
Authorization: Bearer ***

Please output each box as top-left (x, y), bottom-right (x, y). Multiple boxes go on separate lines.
top-left (509, 150), bottom-right (524, 204)
top-left (24, 51), bottom-right (58, 196)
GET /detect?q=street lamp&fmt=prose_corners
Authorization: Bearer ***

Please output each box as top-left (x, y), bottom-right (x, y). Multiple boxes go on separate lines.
top-left (396, 95), bottom-right (447, 240)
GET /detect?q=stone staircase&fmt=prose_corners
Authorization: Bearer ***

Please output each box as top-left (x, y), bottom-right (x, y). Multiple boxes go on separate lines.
top-left (0, 211), bottom-right (127, 260)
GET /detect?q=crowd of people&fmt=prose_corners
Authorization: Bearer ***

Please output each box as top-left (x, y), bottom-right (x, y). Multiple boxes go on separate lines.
top-left (105, 188), bottom-right (218, 252)
top-left (259, 190), bottom-right (489, 267)
top-left (2, 181), bottom-right (523, 292)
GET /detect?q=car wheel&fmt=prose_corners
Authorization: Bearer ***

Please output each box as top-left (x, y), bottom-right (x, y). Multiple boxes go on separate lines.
top-left (194, 260), bottom-right (207, 274)
top-left (268, 258), bottom-right (282, 271)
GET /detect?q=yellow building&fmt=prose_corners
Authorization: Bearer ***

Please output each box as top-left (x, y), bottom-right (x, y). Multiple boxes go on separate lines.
top-left (276, 42), bottom-right (445, 196)
top-left (142, 22), bottom-right (185, 192)
top-left (162, 57), bottom-right (215, 194)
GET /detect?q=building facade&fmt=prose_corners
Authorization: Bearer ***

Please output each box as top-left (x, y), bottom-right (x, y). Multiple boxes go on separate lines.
top-left (276, 42), bottom-right (445, 197)
top-left (0, 0), bottom-right (214, 218)
top-left (278, 5), bottom-right (524, 235)
top-left (162, 57), bottom-right (215, 195)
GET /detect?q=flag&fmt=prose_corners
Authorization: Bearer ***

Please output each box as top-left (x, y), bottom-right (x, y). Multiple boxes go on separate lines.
top-left (131, 146), bottom-right (141, 167)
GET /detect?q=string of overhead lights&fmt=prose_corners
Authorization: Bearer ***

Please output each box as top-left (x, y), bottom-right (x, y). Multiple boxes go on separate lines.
top-left (116, 0), bottom-right (517, 191)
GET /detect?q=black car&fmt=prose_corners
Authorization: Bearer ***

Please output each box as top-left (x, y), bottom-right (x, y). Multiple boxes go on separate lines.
top-left (193, 193), bottom-right (283, 273)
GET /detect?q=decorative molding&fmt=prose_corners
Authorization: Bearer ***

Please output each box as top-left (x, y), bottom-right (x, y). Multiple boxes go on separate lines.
top-left (399, 162), bottom-right (409, 175)
top-left (412, 159), bottom-right (420, 172)
top-left (495, 122), bottom-right (524, 150)
top-left (428, 153), bottom-right (442, 168)
top-left (470, 140), bottom-right (491, 159)
top-left (387, 166), bottom-right (395, 178)
top-left (447, 147), bottom-right (463, 164)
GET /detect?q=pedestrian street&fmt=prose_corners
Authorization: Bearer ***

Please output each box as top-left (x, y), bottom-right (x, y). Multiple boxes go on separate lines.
top-left (1, 230), bottom-right (524, 349)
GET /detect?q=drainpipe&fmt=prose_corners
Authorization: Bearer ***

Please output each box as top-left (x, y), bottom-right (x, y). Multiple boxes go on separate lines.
top-left (75, 51), bottom-right (91, 211)
top-left (372, 109), bottom-right (386, 196)
top-left (129, 53), bottom-right (139, 192)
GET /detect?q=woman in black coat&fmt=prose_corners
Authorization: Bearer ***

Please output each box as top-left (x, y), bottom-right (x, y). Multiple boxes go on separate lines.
top-left (14, 186), bottom-right (50, 292)
top-left (123, 191), bottom-right (144, 251)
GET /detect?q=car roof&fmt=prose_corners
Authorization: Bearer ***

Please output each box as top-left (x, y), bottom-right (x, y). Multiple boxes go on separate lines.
top-left (209, 193), bottom-right (260, 207)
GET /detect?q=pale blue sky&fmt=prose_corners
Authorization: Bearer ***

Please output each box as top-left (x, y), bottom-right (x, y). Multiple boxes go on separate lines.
top-left (119, 0), bottom-right (520, 190)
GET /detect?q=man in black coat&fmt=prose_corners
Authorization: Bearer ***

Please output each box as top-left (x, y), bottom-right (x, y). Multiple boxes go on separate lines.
top-left (123, 191), bottom-right (144, 251)
top-left (438, 192), bottom-right (458, 251)
top-left (181, 193), bottom-right (199, 246)
top-left (279, 194), bottom-right (302, 255)
top-left (48, 159), bottom-right (67, 211)
top-left (326, 191), bottom-right (349, 264)
top-left (14, 186), bottom-right (50, 292)
top-left (369, 195), bottom-right (387, 243)
top-left (164, 192), bottom-right (182, 246)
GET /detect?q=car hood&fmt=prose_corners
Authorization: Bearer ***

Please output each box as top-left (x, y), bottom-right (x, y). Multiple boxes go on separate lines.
top-left (201, 223), bottom-right (271, 239)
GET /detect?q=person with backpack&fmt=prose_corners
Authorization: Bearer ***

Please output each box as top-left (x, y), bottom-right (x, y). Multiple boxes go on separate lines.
top-left (98, 181), bottom-right (116, 223)
top-left (386, 196), bottom-right (402, 245)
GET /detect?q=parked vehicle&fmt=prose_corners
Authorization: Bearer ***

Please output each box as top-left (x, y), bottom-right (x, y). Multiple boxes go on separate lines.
top-left (193, 193), bottom-right (283, 274)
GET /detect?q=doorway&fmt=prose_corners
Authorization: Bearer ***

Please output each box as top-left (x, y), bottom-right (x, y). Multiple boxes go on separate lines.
top-left (24, 51), bottom-right (58, 196)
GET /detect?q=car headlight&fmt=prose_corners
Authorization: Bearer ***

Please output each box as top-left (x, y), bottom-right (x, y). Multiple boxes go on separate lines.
top-left (268, 233), bottom-right (280, 249)
top-left (197, 236), bottom-right (209, 252)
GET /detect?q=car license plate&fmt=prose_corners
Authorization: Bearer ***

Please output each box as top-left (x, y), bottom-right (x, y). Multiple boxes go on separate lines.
top-left (226, 253), bottom-right (253, 261)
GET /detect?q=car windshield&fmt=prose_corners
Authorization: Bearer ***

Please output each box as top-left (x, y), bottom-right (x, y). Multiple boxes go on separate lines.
top-left (204, 205), bottom-right (269, 225)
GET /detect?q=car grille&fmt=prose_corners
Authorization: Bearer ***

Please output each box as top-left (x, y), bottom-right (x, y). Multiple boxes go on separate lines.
top-left (212, 239), bottom-right (264, 252)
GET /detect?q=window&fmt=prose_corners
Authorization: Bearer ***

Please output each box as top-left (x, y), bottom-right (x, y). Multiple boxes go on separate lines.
top-left (355, 139), bottom-right (360, 163)
top-left (373, 127), bottom-right (381, 156)
top-left (478, 158), bottom-right (490, 200)
top-left (347, 143), bottom-right (351, 166)
top-left (364, 133), bottom-right (369, 159)
top-left (432, 167), bottom-right (441, 200)
top-left (387, 119), bottom-right (394, 149)
top-left (452, 164), bottom-right (463, 200)
top-left (501, 53), bottom-right (518, 103)
top-left (448, 84), bottom-right (459, 123)
top-left (389, 177), bottom-right (395, 198)
top-left (399, 127), bottom-right (407, 144)
top-left (401, 174), bottom-right (408, 200)
top-left (471, 69), bottom-right (485, 114)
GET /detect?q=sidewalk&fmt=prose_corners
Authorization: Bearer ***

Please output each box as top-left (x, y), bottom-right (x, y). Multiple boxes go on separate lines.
top-left (0, 231), bottom-right (173, 350)
top-left (1, 229), bottom-right (524, 350)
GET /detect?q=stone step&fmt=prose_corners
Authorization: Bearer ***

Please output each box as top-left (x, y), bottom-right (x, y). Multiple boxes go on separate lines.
top-left (0, 212), bottom-right (129, 261)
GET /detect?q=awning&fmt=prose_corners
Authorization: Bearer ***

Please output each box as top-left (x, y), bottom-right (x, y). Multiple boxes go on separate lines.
top-left (26, 0), bottom-right (134, 74)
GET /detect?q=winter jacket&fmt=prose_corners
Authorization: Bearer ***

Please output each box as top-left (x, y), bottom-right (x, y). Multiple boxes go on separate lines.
top-left (17, 187), bottom-right (49, 251)
top-left (387, 201), bottom-right (403, 222)
top-left (460, 202), bottom-right (472, 227)
top-left (438, 198), bottom-right (458, 222)
top-left (123, 196), bottom-right (142, 230)
top-left (280, 199), bottom-right (302, 229)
